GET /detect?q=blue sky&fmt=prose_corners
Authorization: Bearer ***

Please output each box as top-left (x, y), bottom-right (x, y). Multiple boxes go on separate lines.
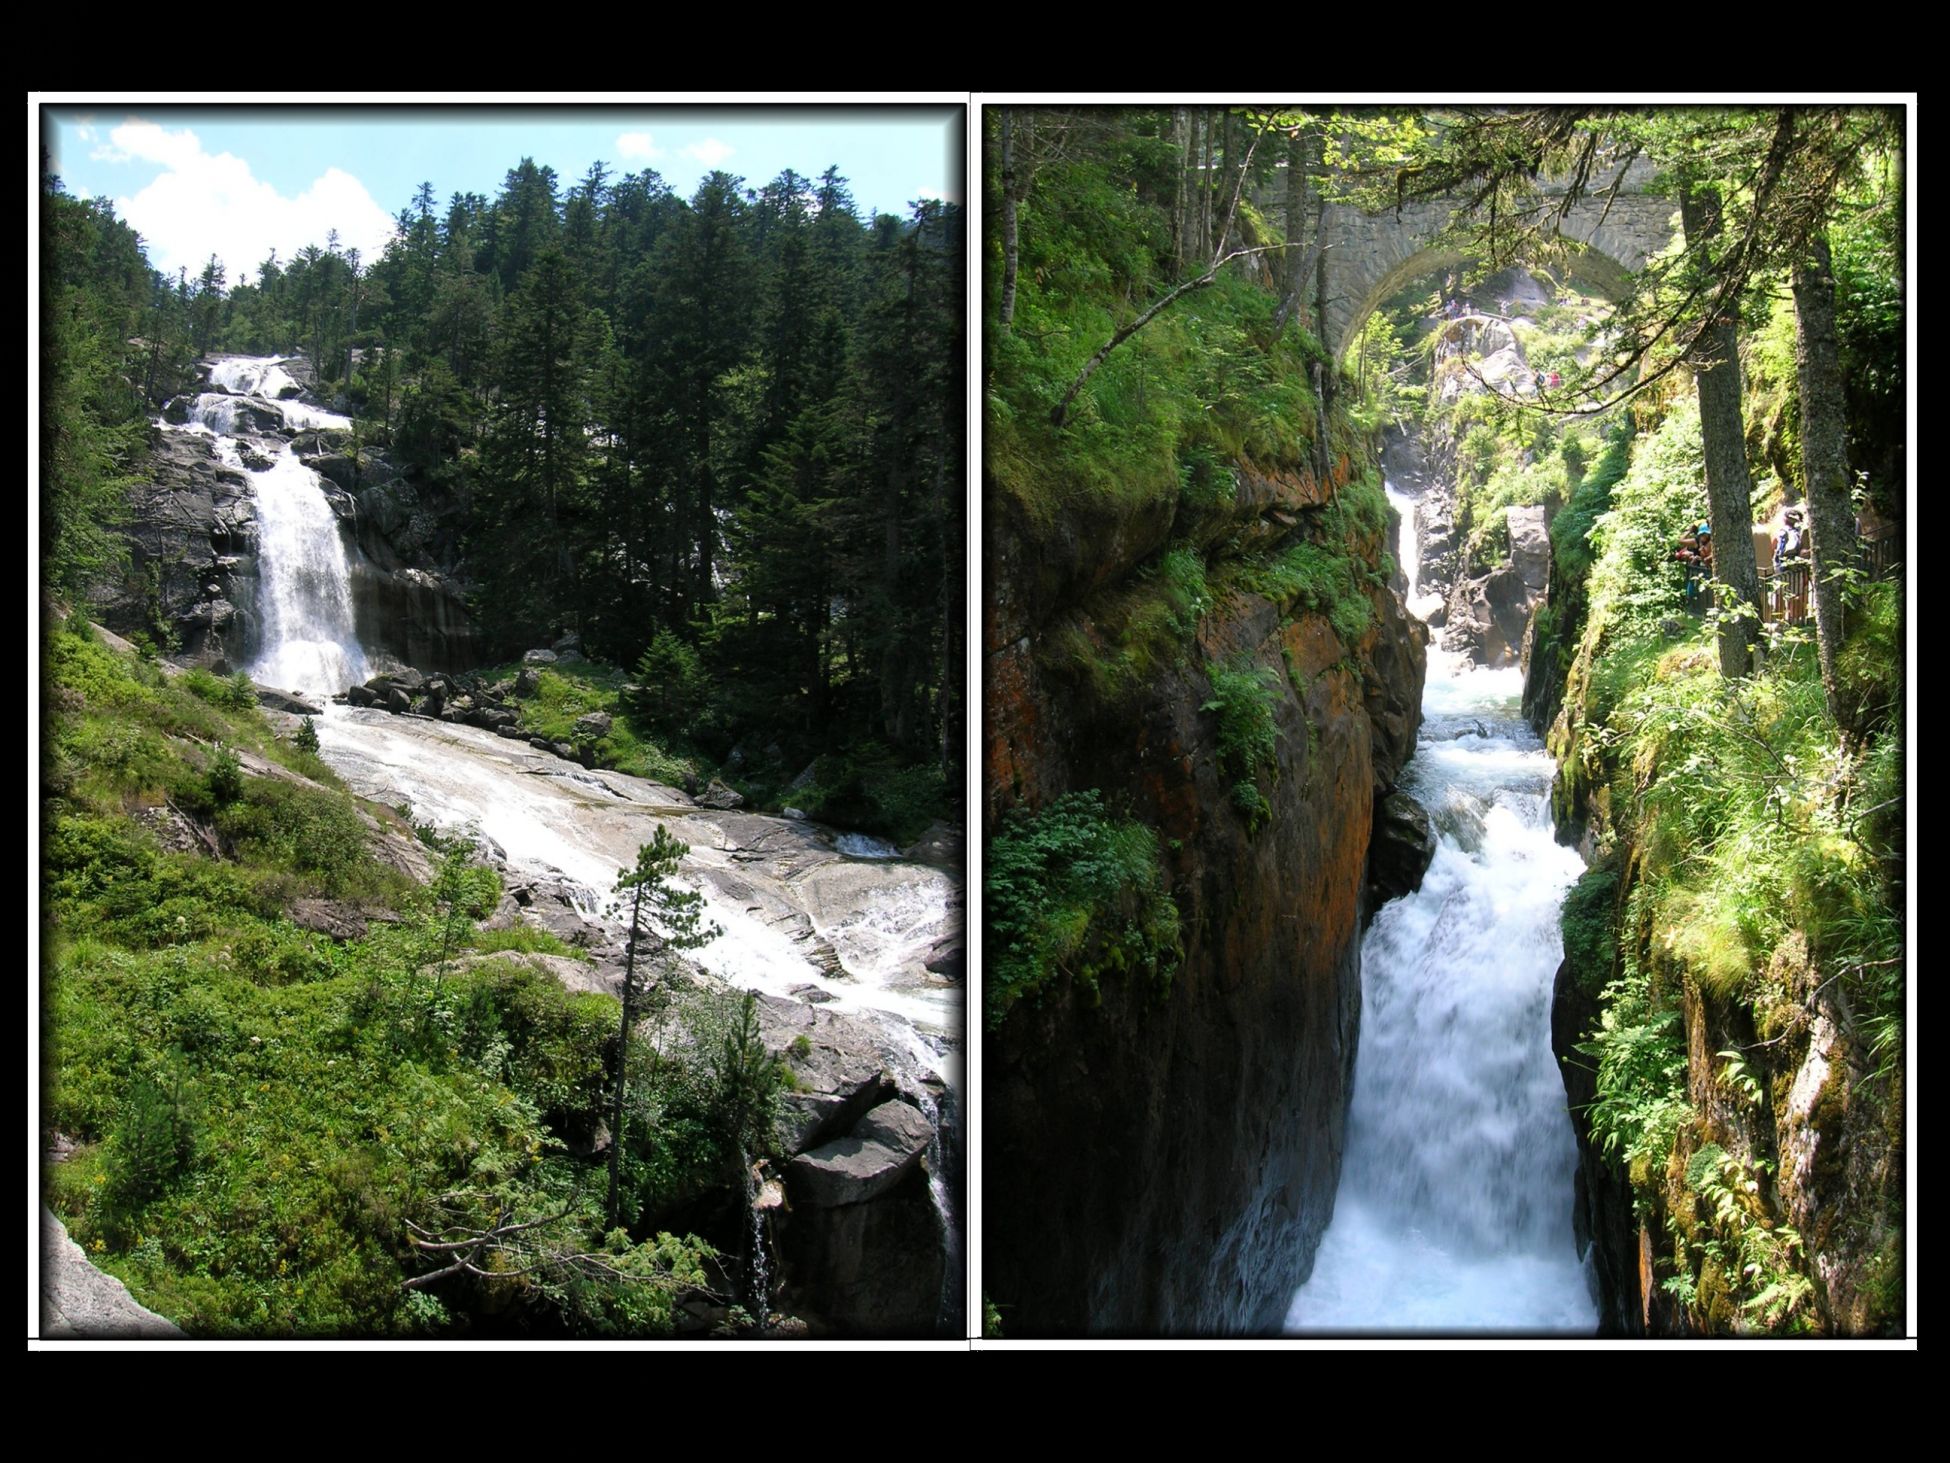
top-left (42, 102), bottom-right (963, 283)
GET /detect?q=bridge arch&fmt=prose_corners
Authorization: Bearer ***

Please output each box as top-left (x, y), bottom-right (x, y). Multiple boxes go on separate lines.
top-left (1317, 168), bottom-right (1678, 361)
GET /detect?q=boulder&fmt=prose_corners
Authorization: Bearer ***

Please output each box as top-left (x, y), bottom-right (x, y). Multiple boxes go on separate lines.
top-left (40, 1208), bottom-right (185, 1338)
top-left (1507, 504), bottom-right (1552, 592)
top-left (385, 688), bottom-right (411, 714)
top-left (514, 668), bottom-right (541, 698)
top-left (573, 711), bottom-right (612, 740)
top-left (135, 803), bottom-right (206, 857)
top-left (370, 667), bottom-right (425, 693)
top-left (696, 778), bottom-right (746, 810)
top-left (1367, 790), bottom-right (1439, 914)
top-left (522, 648), bottom-right (558, 666)
top-left (552, 632), bottom-right (582, 656)
top-left (253, 684), bottom-right (323, 715)
top-left (309, 453), bottom-right (361, 492)
top-left (786, 1100), bottom-right (934, 1208)
top-left (346, 683), bottom-right (377, 707)
top-left (286, 428), bottom-right (349, 455)
top-left (901, 820), bottom-right (963, 869)
top-left (288, 899), bottom-right (369, 941)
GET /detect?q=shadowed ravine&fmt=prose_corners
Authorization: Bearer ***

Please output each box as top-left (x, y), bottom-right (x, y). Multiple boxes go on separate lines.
top-left (1284, 483), bottom-right (1597, 1334)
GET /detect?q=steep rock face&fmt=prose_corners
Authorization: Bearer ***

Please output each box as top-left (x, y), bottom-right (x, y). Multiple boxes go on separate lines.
top-left (1533, 629), bottom-right (1903, 1336)
top-left (748, 996), bottom-right (950, 1336)
top-left (985, 442), bottom-right (1426, 1335)
top-left (1444, 503), bottom-right (1551, 668)
top-left (103, 358), bottom-right (482, 675)
top-left (93, 427), bottom-right (261, 668)
top-left (294, 440), bottom-right (480, 670)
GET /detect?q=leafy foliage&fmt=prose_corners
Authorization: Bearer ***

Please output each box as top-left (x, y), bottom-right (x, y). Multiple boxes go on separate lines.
top-left (40, 624), bottom-right (748, 1335)
top-left (987, 790), bottom-right (1181, 1031)
top-left (1202, 658), bottom-right (1282, 827)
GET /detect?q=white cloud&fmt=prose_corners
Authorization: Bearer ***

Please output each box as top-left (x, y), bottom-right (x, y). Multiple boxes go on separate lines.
top-left (76, 124), bottom-right (96, 142)
top-left (616, 131), bottom-right (663, 160)
top-left (915, 184), bottom-right (958, 203)
top-left (684, 137), bottom-right (735, 168)
top-left (95, 118), bottom-right (397, 280)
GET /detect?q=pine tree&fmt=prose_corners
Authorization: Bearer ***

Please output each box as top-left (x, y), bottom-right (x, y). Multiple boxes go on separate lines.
top-left (605, 827), bottom-right (721, 1228)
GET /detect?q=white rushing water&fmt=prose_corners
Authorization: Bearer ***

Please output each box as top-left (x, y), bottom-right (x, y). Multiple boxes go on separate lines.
top-left (163, 356), bottom-right (368, 698)
top-left (1285, 481), bottom-right (1598, 1334)
top-left (314, 707), bottom-right (960, 1091)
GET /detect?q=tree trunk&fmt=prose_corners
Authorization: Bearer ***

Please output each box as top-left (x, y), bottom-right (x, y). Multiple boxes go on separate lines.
top-left (1678, 182), bottom-right (1762, 678)
top-left (1273, 122), bottom-right (1309, 337)
top-left (999, 112), bottom-right (1021, 331)
top-left (1791, 231), bottom-right (1857, 731)
top-left (1172, 107), bottom-right (1190, 274)
top-left (1200, 109), bottom-right (1215, 262)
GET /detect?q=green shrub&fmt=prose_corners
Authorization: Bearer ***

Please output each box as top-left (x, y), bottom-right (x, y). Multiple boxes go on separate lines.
top-left (1560, 868), bottom-right (1620, 997)
top-left (1201, 658), bottom-right (1281, 786)
top-left (203, 748), bottom-right (245, 810)
top-left (987, 790), bottom-right (1181, 1031)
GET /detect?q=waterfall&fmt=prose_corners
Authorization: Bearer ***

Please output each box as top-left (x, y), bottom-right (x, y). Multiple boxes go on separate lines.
top-left (1285, 479), bottom-right (1598, 1334)
top-left (163, 356), bottom-right (369, 698)
top-left (742, 1156), bottom-right (771, 1329)
top-left (247, 444), bottom-right (370, 696)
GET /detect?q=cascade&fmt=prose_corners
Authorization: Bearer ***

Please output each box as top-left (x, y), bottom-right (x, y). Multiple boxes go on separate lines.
top-left (157, 356), bottom-right (962, 1328)
top-left (1285, 478), bottom-right (1598, 1333)
top-left (163, 355), bottom-right (369, 698)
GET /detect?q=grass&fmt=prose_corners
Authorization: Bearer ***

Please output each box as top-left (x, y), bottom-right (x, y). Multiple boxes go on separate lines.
top-left (40, 617), bottom-right (776, 1336)
top-left (474, 659), bottom-right (703, 789)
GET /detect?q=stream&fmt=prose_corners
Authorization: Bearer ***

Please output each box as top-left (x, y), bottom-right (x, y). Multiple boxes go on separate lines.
top-left (1284, 483), bottom-right (1598, 1334)
top-left (159, 356), bottom-right (964, 1326)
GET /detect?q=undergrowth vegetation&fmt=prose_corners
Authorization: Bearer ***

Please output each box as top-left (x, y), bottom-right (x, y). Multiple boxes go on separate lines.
top-left (42, 618), bottom-right (780, 1335)
top-left (986, 790), bottom-right (1182, 1031)
top-left (1551, 397), bottom-right (1904, 1334)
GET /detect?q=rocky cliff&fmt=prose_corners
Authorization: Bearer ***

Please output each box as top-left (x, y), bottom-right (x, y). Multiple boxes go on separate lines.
top-left (984, 424), bottom-right (1425, 1334)
top-left (98, 356), bottom-right (479, 676)
top-left (1529, 529), bottom-right (1903, 1336)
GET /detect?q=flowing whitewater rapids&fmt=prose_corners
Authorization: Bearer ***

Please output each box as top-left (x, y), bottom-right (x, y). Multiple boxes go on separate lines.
top-left (161, 355), bottom-right (369, 698)
top-left (159, 355), bottom-right (963, 1325)
top-left (1284, 482), bottom-right (1598, 1334)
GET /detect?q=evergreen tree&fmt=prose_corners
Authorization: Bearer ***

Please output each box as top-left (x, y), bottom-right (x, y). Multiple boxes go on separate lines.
top-left (605, 827), bottom-right (721, 1228)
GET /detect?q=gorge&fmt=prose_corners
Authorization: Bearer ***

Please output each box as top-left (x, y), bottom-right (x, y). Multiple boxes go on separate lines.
top-left (982, 104), bottom-right (1906, 1340)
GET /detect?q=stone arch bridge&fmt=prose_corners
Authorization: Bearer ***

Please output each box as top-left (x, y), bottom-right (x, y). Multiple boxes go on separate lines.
top-left (1315, 158), bottom-right (1679, 360)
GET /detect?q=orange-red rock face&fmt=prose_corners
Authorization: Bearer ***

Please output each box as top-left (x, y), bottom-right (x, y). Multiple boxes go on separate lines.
top-left (984, 455), bottom-right (1426, 1335)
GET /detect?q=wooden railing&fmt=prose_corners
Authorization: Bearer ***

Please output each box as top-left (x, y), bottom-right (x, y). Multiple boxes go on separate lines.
top-left (1754, 530), bottom-right (1901, 627)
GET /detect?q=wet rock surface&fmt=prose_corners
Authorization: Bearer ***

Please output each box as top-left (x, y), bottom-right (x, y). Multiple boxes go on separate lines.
top-left (985, 443), bottom-right (1426, 1335)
